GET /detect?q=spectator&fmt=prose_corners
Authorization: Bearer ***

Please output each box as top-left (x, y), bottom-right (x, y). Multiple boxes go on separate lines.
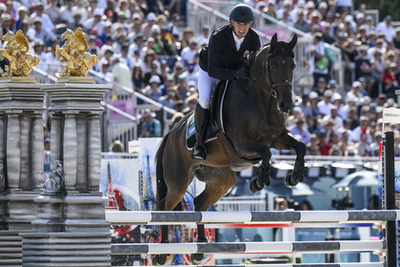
top-left (144, 61), bottom-right (162, 86)
top-left (345, 81), bottom-right (364, 106)
top-left (314, 77), bottom-right (327, 97)
top-left (175, 74), bottom-right (188, 102)
top-left (111, 56), bottom-right (133, 94)
top-left (98, 61), bottom-right (113, 84)
top-left (382, 62), bottom-right (399, 99)
top-left (317, 89), bottom-right (335, 117)
top-left (322, 106), bottom-right (343, 132)
top-left (310, 32), bottom-right (330, 89)
top-left (316, 129), bottom-right (332, 155)
top-left (180, 38), bottom-right (198, 69)
top-left (375, 15), bottom-right (396, 43)
top-left (30, 2), bottom-right (55, 32)
top-left (59, 0), bottom-right (77, 25)
top-left (132, 63), bottom-right (145, 92)
top-left (27, 18), bottom-right (57, 48)
top-left (354, 44), bottom-right (376, 97)
top-left (141, 12), bottom-right (157, 37)
top-left (144, 75), bottom-right (163, 101)
top-left (182, 93), bottom-right (198, 115)
top-left (16, 5), bottom-right (29, 30)
top-left (306, 133), bottom-right (321, 155)
top-left (159, 88), bottom-right (178, 110)
top-left (85, 8), bottom-right (105, 36)
top-left (139, 109), bottom-right (162, 137)
top-left (393, 28), bottom-right (400, 49)
top-left (293, 10), bottom-right (310, 33)
top-left (308, 91), bottom-right (321, 133)
top-left (32, 39), bottom-right (48, 72)
top-left (289, 115), bottom-right (311, 145)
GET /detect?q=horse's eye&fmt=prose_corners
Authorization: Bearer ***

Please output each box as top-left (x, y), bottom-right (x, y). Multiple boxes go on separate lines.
top-left (271, 62), bottom-right (277, 71)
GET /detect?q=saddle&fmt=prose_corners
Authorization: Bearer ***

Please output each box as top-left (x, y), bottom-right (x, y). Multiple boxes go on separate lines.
top-left (186, 80), bottom-right (260, 169)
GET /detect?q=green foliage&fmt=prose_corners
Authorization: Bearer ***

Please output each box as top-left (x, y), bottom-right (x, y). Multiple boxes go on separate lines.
top-left (354, 0), bottom-right (400, 21)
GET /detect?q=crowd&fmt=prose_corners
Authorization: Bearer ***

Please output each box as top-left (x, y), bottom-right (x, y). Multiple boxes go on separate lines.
top-left (0, 0), bottom-right (399, 156)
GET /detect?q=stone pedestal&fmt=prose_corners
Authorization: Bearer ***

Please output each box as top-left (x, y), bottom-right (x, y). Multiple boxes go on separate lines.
top-left (0, 83), bottom-right (45, 266)
top-left (20, 83), bottom-right (112, 266)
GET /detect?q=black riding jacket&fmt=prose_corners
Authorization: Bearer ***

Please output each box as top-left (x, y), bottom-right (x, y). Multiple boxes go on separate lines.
top-left (199, 24), bottom-right (261, 81)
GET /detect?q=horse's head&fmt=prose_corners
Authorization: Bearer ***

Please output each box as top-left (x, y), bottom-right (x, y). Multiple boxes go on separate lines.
top-left (61, 29), bottom-right (73, 40)
top-left (250, 33), bottom-right (297, 113)
top-left (2, 31), bottom-right (14, 41)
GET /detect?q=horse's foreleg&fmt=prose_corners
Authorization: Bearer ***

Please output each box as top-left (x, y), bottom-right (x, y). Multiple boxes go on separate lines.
top-left (285, 136), bottom-right (306, 187)
top-left (273, 132), bottom-right (306, 187)
top-left (249, 144), bottom-right (272, 193)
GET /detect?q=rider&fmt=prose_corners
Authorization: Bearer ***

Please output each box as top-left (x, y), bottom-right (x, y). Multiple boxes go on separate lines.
top-left (191, 4), bottom-right (261, 161)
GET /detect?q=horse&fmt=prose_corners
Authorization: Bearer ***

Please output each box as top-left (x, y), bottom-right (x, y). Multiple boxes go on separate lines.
top-left (154, 33), bottom-right (305, 265)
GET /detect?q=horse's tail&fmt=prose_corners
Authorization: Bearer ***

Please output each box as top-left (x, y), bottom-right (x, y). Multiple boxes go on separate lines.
top-left (155, 131), bottom-right (170, 211)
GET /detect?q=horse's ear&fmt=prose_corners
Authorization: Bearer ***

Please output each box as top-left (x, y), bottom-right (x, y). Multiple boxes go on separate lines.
top-left (270, 33), bottom-right (278, 52)
top-left (289, 34), bottom-right (297, 49)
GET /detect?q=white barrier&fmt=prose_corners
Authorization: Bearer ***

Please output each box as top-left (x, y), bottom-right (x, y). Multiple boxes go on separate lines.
top-left (106, 210), bottom-right (400, 225)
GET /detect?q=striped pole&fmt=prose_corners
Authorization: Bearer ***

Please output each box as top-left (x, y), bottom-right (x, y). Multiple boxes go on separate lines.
top-left (111, 240), bottom-right (385, 255)
top-left (161, 264), bottom-right (384, 267)
top-left (106, 210), bottom-right (400, 225)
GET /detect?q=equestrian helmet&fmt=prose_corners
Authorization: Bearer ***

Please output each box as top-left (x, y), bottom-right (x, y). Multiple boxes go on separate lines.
top-left (229, 4), bottom-right (254, 23)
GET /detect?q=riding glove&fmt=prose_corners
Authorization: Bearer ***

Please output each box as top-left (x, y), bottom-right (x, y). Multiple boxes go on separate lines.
top-left (234, 67), bottom-right (248, 79)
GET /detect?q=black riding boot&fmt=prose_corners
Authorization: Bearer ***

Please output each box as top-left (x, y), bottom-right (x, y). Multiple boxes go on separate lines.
top-left (191, 104), bottom-right (209, 161)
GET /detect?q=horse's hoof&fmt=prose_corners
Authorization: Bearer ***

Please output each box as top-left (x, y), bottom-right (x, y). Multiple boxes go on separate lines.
top-left (152, 254), bottom-right (168, 266)
top-left (191, 253), bottom-right (204, 265)
top-left (249, 179), bottom-right (263, 193)
top-left (284, 172), bottom-right (303, 188)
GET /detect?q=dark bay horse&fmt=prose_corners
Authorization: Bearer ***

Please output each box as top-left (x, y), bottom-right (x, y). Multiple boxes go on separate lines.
top-left (154, 33), bottom-right (305, 265)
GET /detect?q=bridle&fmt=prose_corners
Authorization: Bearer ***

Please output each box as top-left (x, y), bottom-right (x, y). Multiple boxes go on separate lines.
top-left (266, 55), bottom-right (293, 90)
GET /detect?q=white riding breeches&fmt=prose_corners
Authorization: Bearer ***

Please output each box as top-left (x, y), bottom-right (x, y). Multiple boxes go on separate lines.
top-left (198, 68), bottom-right (218, 109)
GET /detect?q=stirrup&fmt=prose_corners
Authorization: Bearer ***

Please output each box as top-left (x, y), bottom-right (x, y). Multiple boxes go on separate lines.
top-left (191, 144), bottom-right (207, 161)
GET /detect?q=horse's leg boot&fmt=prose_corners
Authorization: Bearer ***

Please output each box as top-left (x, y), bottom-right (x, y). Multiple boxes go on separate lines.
top-left (191, 104), bottom-right (209, 161)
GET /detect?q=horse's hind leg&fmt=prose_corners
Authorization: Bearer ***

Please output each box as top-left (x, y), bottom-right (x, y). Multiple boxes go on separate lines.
top-left (274, 132), bottom-right (306, 187)
top-left (191, 167), bottom-right (236, 264)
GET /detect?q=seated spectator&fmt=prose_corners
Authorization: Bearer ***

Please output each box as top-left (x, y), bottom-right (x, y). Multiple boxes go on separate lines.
top-left (317, 89), bottom-right (335, 117)
top-left (159, 88), bottom-right (178, 110)
top-left (293, 10), bottom-right (310, 33)
top-left (139, 109), bottom-right (162, 138)
top-left (289, 115), bottom-right (311, 145)
top-left (382, 62), bottom-right (399, 99)
top-left (144, 75), bottom-right (163, 102)
top-left (316, 129), bottom-right (332, 156)
top-left (306, 133), bottom-right (321, 155)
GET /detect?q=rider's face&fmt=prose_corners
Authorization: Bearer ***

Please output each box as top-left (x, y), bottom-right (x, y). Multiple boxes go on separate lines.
top-left (231, 21), bottom-right (252, 39)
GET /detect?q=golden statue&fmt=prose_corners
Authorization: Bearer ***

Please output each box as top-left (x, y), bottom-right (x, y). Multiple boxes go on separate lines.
top-left (56, 28), bottom-right (98, 78)
top-left (0, 30), bottom-right (39, 77)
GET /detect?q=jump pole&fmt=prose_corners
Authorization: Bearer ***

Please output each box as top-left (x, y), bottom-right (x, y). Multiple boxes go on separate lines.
top-left (106, 210), bottom-right (400, 225)
top-left (111, 240), bottom-right (384, 255)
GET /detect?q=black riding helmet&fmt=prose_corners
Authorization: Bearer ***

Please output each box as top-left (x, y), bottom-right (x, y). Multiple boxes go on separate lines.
top-left (229, 4), bottom-right (254, 24)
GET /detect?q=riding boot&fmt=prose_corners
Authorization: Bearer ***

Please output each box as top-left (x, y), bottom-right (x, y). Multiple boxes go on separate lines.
top-left (191, 104), bottom-right (209, 161)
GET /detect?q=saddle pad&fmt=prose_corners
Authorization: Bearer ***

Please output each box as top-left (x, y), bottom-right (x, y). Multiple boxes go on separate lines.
top-left (186, 113), bottom-right (218, 149)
